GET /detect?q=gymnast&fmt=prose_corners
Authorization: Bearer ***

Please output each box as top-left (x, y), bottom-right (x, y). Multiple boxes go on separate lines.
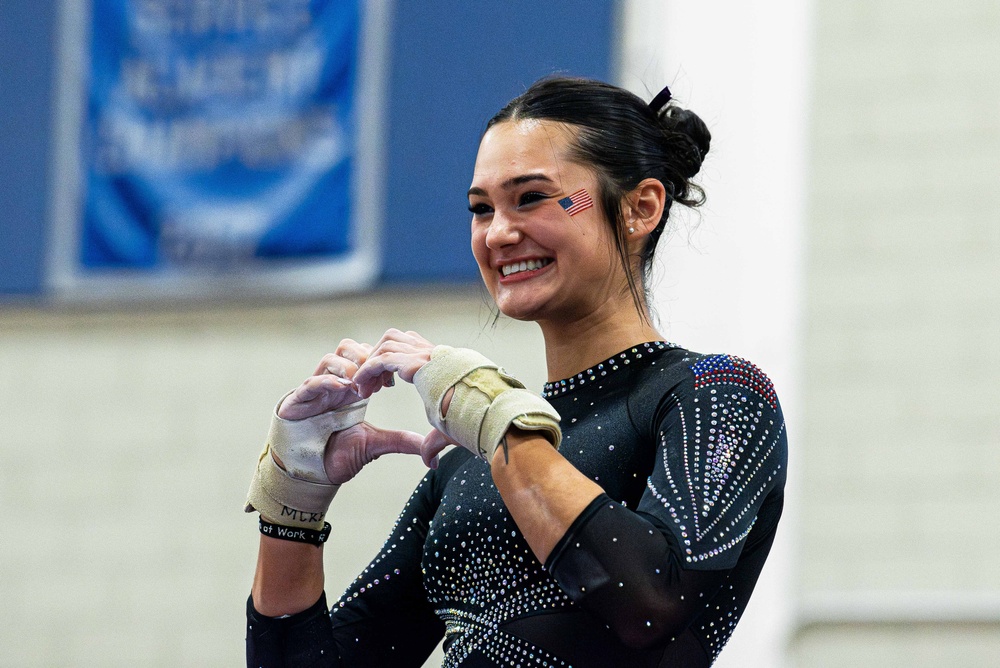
top-left (245, 76), bottom-right (788, 667)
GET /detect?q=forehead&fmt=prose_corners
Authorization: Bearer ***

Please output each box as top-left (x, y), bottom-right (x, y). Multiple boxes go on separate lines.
top-left (471, 119), bottom-right (584, 191)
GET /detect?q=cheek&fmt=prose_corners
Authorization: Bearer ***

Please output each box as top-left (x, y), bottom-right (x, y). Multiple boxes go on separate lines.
top-left (470, 226), bottom-right (493, 279)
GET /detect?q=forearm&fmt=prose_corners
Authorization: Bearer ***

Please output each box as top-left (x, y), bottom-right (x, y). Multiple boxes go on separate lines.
top-left (491, 427), bottom-right (603, 564)
top-left (252, 534), bottom-right (325, 617)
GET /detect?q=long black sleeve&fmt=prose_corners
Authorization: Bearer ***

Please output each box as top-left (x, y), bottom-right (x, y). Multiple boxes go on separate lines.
top-left (546, 495), bottom-right (730, 650)
top-left (246, 450), bottom-right (470, 667)
top-left (545, 350), bottom-right (787, 660)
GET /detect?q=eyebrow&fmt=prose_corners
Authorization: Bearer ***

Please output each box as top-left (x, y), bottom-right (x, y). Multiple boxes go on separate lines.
top-left (467, 173), bottom-right (557, 198)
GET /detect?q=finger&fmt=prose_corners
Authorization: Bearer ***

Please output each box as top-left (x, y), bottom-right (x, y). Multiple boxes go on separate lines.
top-left (352, 353), bottom-right (400, 396)
top-left (300, 373), bottom-right (357, 396)
top-left (370, 328), bottom-right (411, 350)
top-left (378, 328), bottom-right (430, 348)
top-left (278, 375), bottom-right (357, 420)
top-left (420, 429), bottom-right (453, 469)
top-left (364, 427), bottom-right (426, 460)
top-left (381, 370), bottom-right (395, 388)
top-left (360, 344), bottom-right (433, 388)
top-left (367, 330), bottom-right (434, 365)
top-left (368, 334), bottom-right (430, 356)
top-left (313, 352), bottom-right (361, 379)
top-left (355, 350), bottom-right (427, 396)
top-left (335, 338), bottom-right (374, 369)
top-left (404, 330), bottom-right (432, 347)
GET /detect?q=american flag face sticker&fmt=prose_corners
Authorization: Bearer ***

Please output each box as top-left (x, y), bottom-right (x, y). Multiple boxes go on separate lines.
top-left (558, 188), bottom-right (594, 216)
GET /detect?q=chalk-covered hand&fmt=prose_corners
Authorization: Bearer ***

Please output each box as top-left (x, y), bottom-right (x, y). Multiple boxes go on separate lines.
top-left (351, 329), bottom-right (436, 399)
top-left (245, 340), bottom-right (425, 530)
top-left (355, 330), bottom-right (562, 465)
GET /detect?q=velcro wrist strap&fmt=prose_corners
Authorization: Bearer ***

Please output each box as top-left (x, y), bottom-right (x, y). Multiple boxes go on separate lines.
top-left (481, 388), bottom-right (562, 458)
top-left (245, 447), bottom-right (339, 529)
top-left (444, 376), bottom-right (498, 457)
top-left (413, 346), bottom-right (559, 463)
top-left (414, 346), bottom-right (523, 430)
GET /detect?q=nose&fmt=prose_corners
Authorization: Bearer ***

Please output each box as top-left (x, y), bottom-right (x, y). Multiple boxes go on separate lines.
top-left (484, 211), bottom-right (522, 250)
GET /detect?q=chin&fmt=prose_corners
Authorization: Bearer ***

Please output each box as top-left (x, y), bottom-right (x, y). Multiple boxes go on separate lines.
top-left (494, 296), bottom-right (546, 322)
top-left (495, 304), bottom-right (536, 322)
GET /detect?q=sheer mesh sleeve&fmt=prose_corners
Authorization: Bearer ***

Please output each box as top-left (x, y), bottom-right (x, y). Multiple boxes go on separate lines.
top-left (546, 355), bottom-right (787, 650)
top-left (246, 450), bottom-right (471, 667)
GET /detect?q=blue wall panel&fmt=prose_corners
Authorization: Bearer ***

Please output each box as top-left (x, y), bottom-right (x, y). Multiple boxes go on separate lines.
top-left (0, 3), bottom-right (57, 296)
top-left (0, 0), bottom-right (616, 298)
top-left (380, 1), bottom-right (616, 283)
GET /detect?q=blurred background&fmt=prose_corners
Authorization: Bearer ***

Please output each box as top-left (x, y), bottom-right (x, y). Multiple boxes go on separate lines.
top-left (1, 0), bottom-right (997, 665)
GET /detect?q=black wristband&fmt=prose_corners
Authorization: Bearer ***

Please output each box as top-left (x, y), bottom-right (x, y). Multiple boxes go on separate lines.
top-left (259, 517), bottom-right (331, 546)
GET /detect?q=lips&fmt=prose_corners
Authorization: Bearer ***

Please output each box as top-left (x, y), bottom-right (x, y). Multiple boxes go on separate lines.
top-left (500, 258), bottom-right (553, 277)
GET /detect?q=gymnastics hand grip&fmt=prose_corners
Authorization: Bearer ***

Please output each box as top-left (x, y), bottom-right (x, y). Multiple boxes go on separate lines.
top-left (244, 395), bottom-right (368, 530)
top-left (414, 346), bottom-right (561, 463)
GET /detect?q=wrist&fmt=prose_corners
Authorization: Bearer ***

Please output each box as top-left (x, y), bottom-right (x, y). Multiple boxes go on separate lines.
top-left (259, 517), bottom-right (331, 546)
top-left (414, 346), bottom-right (561, 462)
top-left (491, 426), bottom-right (553, 466)
top-left (245, 449), bottom-right (339, 529)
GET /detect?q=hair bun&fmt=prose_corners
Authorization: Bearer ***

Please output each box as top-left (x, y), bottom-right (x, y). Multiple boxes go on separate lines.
top-left (658, 106), bottom-right (712, 178)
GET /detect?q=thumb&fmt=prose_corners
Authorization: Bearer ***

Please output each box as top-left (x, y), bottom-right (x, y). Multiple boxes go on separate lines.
top-left (420, 429), bottom-right (454, 470)
top-left (363, 426), bottom-right (426, 461)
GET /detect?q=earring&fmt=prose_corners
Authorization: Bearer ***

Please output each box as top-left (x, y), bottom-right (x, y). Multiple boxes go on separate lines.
top-left (627, 226), bottom-right (635, 234)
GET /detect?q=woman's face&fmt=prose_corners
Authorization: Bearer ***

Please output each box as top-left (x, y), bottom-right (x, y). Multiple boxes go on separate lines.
top-left (468, 119), bottom-right (624, 324)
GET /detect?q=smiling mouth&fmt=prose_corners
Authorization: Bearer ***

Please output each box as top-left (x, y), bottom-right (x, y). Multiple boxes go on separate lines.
top-left (500, 258), bottom-right (553, 277)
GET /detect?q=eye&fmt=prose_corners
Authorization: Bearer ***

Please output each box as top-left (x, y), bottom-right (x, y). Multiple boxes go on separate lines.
top-left (517, 191), bottom-right (549, 208)
top-left (468, 202), bottom-right (493, 216)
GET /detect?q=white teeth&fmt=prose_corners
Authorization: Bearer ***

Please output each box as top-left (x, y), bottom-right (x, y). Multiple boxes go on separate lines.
top-left (502, 259), bottom-right (550, 276)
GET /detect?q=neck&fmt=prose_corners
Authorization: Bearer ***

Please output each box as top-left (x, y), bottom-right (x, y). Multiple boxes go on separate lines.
top-left (537, 302), bottom-right (663, 382)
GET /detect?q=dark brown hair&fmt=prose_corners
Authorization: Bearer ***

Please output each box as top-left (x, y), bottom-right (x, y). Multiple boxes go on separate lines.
top-left (487, 76), bottom-right (711, 318)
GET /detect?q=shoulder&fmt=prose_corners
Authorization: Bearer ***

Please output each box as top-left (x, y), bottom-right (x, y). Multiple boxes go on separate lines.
top-left (657, 350), bottom-right (789, 482)
top-left (685, 353), bottom-right (780, 412)
top-left (626, 347), bottom-right (785, 438)
top-left (630, 347), bottom-right (780, 408)
top-left (639, 351), bottom-right (788, 568)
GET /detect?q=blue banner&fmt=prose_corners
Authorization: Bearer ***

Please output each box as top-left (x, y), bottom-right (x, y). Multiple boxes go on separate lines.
top-left (83, 0), bottom-right (358, 271)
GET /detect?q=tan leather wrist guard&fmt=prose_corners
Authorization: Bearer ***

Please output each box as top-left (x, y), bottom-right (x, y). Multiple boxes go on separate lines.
top-left (244, 394), bottom-right (368, 530)
top-left (413, 346), bottom-right (561, 463)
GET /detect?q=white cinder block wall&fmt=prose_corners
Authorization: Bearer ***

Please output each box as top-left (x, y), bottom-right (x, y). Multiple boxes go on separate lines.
top-left (0, 292), bottom-right (545, 666)
top-left (795, 0), bottom-right (1000, 665)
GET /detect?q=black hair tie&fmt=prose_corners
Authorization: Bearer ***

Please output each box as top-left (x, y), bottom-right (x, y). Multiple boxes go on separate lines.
top-left (648, 85), bottom-right (672, 114)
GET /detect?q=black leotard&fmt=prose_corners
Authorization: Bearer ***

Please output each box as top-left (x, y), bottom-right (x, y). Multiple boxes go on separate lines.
top-left (247, 342), bottom-right (787, 667)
